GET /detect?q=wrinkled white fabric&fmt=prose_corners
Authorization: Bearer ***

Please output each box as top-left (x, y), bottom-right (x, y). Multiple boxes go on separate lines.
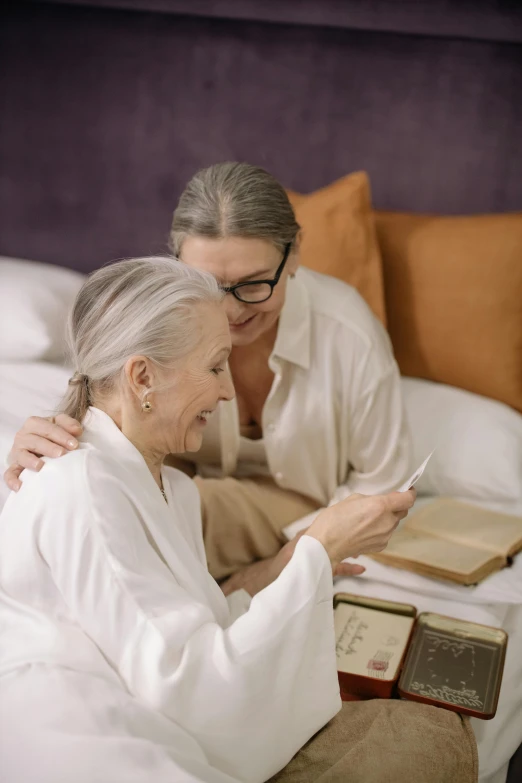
top-left (0, 407), bottom-right (340, 783)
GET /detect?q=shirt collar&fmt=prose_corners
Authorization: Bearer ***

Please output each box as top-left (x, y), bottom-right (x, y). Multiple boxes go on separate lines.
top-left (271, 270), bottom-right (311, 371)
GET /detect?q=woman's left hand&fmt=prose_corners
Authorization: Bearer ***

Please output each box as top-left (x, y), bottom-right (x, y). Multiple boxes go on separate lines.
top-left (220, 530), bottom-right (365, 598)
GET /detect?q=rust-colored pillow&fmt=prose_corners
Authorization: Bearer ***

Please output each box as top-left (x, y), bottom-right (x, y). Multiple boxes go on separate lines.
top-left (375, 211), bottom-right (522, 413)
top-left (287, 172), bottom-right (386, 324)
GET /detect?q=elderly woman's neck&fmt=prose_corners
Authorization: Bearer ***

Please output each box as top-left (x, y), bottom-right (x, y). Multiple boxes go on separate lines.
top-left (134, 445), bottom-right (165, 487)
top-left (96, 399), bottom-right (166, 489)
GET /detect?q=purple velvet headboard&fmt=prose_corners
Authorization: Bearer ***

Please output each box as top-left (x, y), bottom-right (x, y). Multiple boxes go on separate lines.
top-left (1, 0), bottom-right (521, 273)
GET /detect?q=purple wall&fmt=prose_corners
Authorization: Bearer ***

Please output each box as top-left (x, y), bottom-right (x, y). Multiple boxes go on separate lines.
top-left (1, 0), bottom-right (521, 272)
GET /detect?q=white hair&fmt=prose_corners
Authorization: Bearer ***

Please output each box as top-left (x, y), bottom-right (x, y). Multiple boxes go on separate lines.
top-left (60, 255), bottom-right (223, 421)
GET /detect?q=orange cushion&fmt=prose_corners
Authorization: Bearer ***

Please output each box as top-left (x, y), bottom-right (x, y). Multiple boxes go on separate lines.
top-left (375, 211), bottom-right (522, 413)
top-left (287, 172), bottom-right (387, 324)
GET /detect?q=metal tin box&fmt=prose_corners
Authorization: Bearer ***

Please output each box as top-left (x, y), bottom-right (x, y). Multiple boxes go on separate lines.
top-left (334, 593), bottom-right (507, 719)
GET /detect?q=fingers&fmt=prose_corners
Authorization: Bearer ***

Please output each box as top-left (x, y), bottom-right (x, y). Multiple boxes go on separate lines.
top-left (10, 435), bottom-right (68, 465)
top-left (54, 413), bottom-right (83, 437)
top-left (384, 488), bottom-right (417, 513)
top-left (16, 417), bottom-right (80, 453)
top-left (308, 490), bottom-right (417, 569)
top-left (4, 465), bottom-right (24, 492)
top-left (334, 562), bottom-right (366, 577)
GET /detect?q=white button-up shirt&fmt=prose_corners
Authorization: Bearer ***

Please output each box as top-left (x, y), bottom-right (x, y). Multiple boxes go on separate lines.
top-left (194, 268), bottom-right (412, 527)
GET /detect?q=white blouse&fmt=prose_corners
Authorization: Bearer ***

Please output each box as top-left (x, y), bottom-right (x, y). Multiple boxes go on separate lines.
top-left (234, 435), bottom-right (271, 478)
top-left (195, 268), bottom-right (412, 527)
top-left (0, 408), bottom-right (340, 783)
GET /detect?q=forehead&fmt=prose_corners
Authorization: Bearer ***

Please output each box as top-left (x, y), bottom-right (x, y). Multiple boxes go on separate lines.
top-left (181, 236), bottom-right (280, 282)
top-left (191, 301), bottom-right (231, 354)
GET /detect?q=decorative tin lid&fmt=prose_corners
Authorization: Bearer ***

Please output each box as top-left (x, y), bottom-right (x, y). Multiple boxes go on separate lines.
top-left (398, 613), bottom-right (507, 720)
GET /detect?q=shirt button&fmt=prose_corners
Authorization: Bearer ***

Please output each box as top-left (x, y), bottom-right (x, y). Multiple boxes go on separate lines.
top-left (267, 423), bottom-right (276, 433)
top-left (275, 472), bottom-right (284, 482)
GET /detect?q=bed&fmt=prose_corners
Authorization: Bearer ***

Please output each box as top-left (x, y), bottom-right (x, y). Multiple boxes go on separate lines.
top-left (0, 278), bottom-right (522, 783)
top-left (1, 1), bottom-right (522, 781)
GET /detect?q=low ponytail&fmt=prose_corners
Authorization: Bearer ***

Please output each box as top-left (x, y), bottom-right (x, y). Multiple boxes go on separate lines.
top-left (61, 373), bottom-right (91, 422)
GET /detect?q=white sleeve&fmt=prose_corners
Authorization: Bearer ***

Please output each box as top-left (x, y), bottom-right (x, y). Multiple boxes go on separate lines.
top-left (283, 342), bottom-right (411, 541)
top-left (37, 460), bottom-right (340, 783)
top-left (331, 360), bottom-right (412, 499)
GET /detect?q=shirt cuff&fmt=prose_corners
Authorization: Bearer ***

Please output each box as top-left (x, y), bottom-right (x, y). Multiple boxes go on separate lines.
top-left (292, 534), bottom-right (334, 604)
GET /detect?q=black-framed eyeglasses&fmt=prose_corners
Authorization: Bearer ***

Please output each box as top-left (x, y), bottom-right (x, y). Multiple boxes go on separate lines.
top-left (219, 242), bottom-right (292, 303)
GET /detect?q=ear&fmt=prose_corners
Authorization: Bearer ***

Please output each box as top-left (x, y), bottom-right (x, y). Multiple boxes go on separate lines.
top-left (124, 356), bottom-right (157, 404)
top-left (288, 233), bottom-right (302, 275)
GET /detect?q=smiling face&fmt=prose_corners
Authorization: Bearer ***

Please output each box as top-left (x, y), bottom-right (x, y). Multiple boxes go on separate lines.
top-left (180, 236), bottom-right (298, 346)
top-left (123, 301), bottom-right (235, 457)
top-left (158, 301), bottom-right (234, 452)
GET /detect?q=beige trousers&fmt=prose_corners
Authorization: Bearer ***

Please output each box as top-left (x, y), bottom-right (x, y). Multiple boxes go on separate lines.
top-left (194, 474), bottom-right (320, 580)
top-left (269, 700), bottom-right (478, 783)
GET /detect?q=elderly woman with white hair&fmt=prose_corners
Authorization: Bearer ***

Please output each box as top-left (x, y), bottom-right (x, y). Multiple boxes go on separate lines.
top-left (0, 257), bottom-right (477, 783)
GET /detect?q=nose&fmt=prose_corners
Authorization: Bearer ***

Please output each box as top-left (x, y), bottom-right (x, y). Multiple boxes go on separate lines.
top-left (223, 294), bottom-right (247, 323)
top-left (220, 367), bottom-right (235, 402)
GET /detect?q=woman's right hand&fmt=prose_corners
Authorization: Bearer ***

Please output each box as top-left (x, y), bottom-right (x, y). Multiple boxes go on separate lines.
top-left (307, 490), bottom-right (416, 570)
top-left (4, 414), bottom-right (83, 491)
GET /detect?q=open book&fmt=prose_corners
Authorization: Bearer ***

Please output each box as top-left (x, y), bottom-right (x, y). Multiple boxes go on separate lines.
top-left (370, 499), bottom-right (522, 585)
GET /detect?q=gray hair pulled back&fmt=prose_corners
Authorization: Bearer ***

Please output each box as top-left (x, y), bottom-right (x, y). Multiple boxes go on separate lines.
top-left (61, 256), bottom-right (223, 422)
top-left (169, 162), bottom-right (300, 255)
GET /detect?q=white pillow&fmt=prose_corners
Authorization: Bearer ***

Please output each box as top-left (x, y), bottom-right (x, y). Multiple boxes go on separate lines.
top-left (0, 257), bottom-right (85, 362)
top-left (401, 377), bottom-right (522, 505)
top-left (0, 361), bottom-right (73, 511)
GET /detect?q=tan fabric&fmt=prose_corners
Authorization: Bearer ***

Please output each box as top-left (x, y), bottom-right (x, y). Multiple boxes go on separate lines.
top-left (375, 210), bottom-right (522, 414)
top-left (287, 172), bottom-right (387, 324)
top-left (269, 699), bottom-right (478, 783)
top-left (195, 474), bottom-right (320, 580)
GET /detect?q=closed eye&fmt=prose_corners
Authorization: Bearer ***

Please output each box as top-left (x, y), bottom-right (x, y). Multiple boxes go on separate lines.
top-left (211, 367), bottom-right (225, 375)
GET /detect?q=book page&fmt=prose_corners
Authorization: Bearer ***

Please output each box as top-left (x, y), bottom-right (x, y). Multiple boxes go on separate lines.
top-left (373, 528), bottom-right (497, 578)
top-left (406, 499), bottom-right (522, 556)
top-left (334, 602), bottom-right (414, 679)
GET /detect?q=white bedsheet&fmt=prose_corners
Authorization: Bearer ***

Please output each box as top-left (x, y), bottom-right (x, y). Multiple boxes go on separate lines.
top-left (1, 361), bottom-right (521, 782)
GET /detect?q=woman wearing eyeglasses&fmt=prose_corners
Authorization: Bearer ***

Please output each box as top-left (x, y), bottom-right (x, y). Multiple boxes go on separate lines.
top-left (4, 162), bottom-right (411, 596)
